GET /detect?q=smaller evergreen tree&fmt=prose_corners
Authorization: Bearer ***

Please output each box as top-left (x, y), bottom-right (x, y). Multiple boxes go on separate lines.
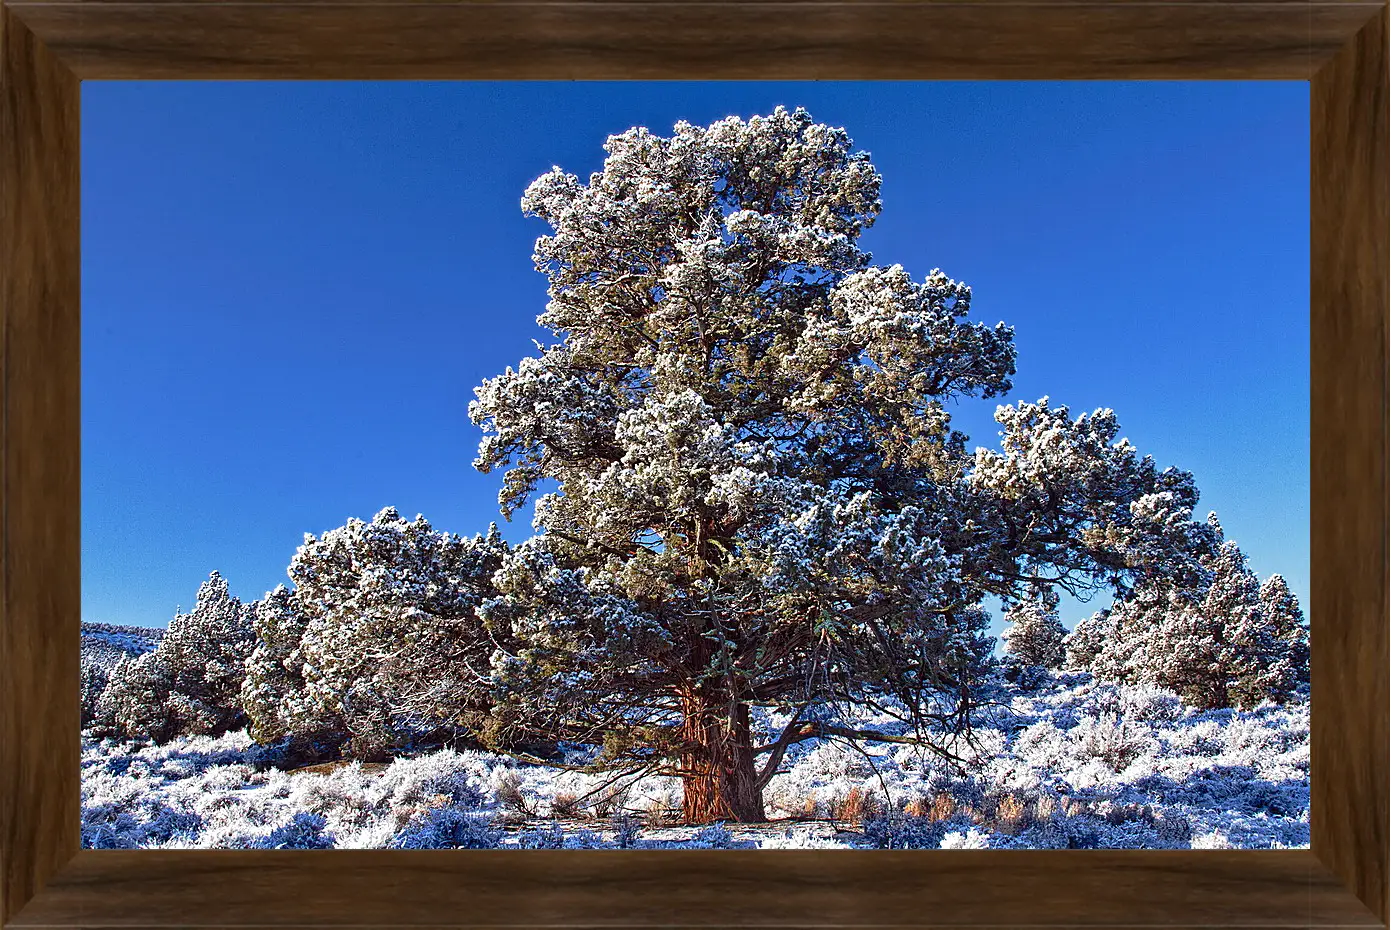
top-left (1000, 586), bottom-right (1067, 671)
top-left (240, 584), bottom-right (339, 756)
top-left (262, 508), bottom-right (510, 759)
top-left (1079, 516), bottom-right (1309, 710)
top-left (1062, 607), bottom-right (1115, 673)
top-left (80, 658), bottom-right (111, 728)
top-left (98, 572), bottom-right (255, 741)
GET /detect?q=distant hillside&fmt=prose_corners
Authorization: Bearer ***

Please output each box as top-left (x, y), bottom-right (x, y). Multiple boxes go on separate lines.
top-left (82, 622), bottom-right (162, 673)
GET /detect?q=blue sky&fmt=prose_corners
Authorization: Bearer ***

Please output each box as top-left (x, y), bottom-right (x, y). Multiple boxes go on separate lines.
top-left (82, 82), bottom-right (1310, 637)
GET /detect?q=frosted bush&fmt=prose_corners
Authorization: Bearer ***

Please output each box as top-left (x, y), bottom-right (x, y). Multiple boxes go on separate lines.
top-left (760, 828), bottom-right (845, 849)
top-left (939, 827), bottom-right (991, 849)
top-left (1170, 719), bottom-right (1225, 758)
top-left (390, 808), bottom-right (502, 849)
top-left (1191, 829), bottom-right (1233, 849)
top-left (517, 824), bottom-right (567, 848)
top-left (862, 811), bottom-right (955, 849)
top-left (690, 823), bottom-right (734, 849)
top-left (1120, 687), bottom-right (1184, 725)
top-left (1073, 714), bottom-right (1159, 775)
top-left (377, 750), bottom-right (491, 811)
top-left (210, 812), bottom-right (335, 850)
top-left (612, 812), bottom-right (642, 849)
top-left (562, 829), bottom-right (605, 849)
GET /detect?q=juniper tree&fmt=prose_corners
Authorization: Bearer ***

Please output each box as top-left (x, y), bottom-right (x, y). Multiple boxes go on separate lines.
top-left (1001, 586), bottom-right (1067, 671)
top-left (1078, 515), bottom-right (1309, 710)
top-left (470, 108), bottom-right (1225, 822)
top-left (239, 584), bottom-right (337, 755)
top-left (99, 571), bottom-right (254, 741)
top-left (258, 507), bottom-right (510, 758)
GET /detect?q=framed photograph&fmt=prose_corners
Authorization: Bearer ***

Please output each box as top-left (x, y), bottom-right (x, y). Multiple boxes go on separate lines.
top-left (2, 2), bottom-right (1386, 927)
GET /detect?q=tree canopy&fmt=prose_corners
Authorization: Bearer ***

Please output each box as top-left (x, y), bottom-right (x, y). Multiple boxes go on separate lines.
top-left (466, 107), bottom-right (1227, 822)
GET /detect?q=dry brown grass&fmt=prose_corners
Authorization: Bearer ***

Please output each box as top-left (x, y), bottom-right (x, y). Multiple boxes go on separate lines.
top-left (835, 787), bottom-right (883, 825)
top-left (643, 800), bottom-right (675, 828)
top-left (1062, 796), bottom-right (1091, 818)
top-left (994, 793), bottom-right (1035, 834)
top-left (904, 791), bottom-right (957, 822)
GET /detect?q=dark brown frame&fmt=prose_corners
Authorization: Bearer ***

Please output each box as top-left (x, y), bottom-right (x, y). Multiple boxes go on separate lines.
top-left (2, 2), bottom-right (1385, 926)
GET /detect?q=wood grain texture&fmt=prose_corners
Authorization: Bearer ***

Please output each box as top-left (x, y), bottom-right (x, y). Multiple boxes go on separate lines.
top-left (0, 1), bottom-right (1381, 80)
top-left (0, 3), bottom-right (80, 926)
top-left (1311, 5), bottom-right (1391, 926)
top-left (8, 849), bottom-right (1385, 927)
top-left (0, 0), bottom-right (1387, 927)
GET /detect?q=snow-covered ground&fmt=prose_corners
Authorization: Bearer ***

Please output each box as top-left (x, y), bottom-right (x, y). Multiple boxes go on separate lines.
top-left (81, 673), bottom-right (1309, 850)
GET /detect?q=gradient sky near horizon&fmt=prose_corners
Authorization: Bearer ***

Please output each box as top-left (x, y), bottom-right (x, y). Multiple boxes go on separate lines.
top-left (82, 82), bottom-right (1310, 638)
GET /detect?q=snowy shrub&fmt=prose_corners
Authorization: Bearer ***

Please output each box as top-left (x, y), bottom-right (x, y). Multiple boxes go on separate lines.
top-left (1073, 713), bottom-right (1158, 774)
top-left (861, 811), bottom-right (951, 849)
top-left (251, 813), bottom-right (335, 850)
top-left (390, 808), bottom-right (503, 849)
top-left (1170, 719), bottom-right (1226, 758)
top-left (377, 750), bottom-right (490, 812)
top-left (611, 812), bottom-right (642, 849)
top-left (1153, 810), bottom-right (1193, 845)
top-left (939, 826), bottom-right (991, 849)
top-left (760, 829), bottom-right (844, 850)
top-left (562, 829), bottom-right (605, 849)
top-left (1119, 686), bottom-right (1185, 725)
top-left (518, 824), bottom-right (567, 849)
top-left (691, 822), bottom-right (734, 849)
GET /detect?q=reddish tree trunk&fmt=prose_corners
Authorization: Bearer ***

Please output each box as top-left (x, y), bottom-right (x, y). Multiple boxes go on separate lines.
top-left (680, 690), bottom-right (765, 823)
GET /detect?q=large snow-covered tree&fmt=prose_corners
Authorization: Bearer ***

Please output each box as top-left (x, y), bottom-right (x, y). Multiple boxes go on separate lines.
top-left (254, 507), bottom-right (511, 758)
top-left (468, 108), bottom-right (1222, 822)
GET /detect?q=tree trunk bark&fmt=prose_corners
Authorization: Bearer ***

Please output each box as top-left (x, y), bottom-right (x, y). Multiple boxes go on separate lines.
top-left (680, 690), bottom-right (765, 823)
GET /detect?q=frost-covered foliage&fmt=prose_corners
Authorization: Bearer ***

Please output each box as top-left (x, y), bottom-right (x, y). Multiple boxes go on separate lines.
top-left (1072, 515), bottom-right (1310, 710)
top-left (81, 671), bottom-right (1309, 849)
top-left (242, 508), bottom-right (511, 758)
top-left (1001, 586), bottom-right (1067, 672)
top-left (468, 107), bottom-right (1233, 824)
top-left (390, 809), bottom-right (503, 849)
top-left (81, 623), bottom-right (161, 727)
top-left (94, 573), bottom-right (254, 742)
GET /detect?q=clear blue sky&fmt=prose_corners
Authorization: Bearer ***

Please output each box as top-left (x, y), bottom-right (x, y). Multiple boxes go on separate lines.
top-left (82, 82), bottom-right (1310, 638)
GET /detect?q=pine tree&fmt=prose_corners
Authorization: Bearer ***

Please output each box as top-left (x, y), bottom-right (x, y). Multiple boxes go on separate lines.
top-left (468, 108), bottom-right (1223, 822)
top-left (1063, 608), bottom-right (1116, 673)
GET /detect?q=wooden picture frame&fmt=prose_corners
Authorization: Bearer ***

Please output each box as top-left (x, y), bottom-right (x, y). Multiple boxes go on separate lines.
top-left (1, 2), bottom-right (1385, 926)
